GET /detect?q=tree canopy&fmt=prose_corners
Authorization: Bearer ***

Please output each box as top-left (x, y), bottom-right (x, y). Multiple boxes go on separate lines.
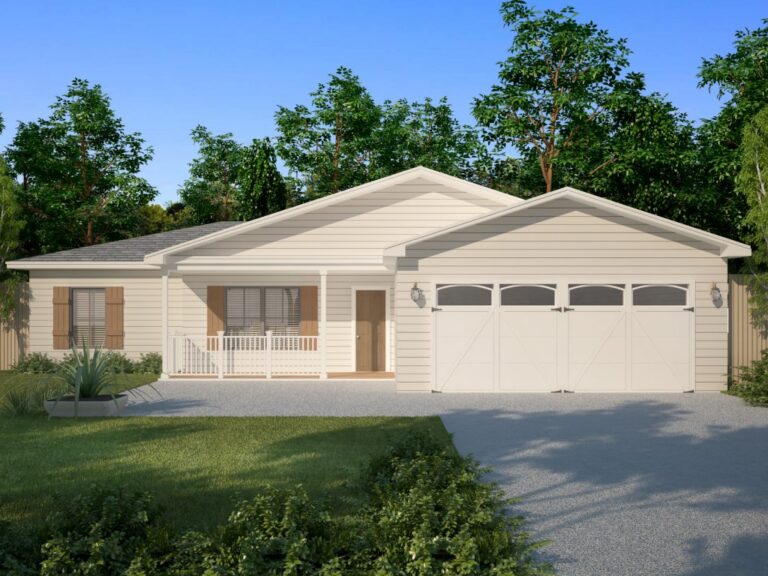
top-left (5, 78), bottom-right (156, 255)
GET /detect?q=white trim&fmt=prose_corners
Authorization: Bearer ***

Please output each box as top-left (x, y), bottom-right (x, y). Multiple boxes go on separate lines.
top-left (320, 270), bottom-right (328, 379)
top-left (6, 261), bottom-right (160, 270)
top-left (350, 286), bottom-right (392, 372)
top-left (384, 187), bottom-right (752, 259)
top-left (143, 167), bottom-right (522, 264)
top-left (160, 273), bottom-right (169, 379)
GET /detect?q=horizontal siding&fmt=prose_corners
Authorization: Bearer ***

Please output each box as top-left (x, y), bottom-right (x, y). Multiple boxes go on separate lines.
top-left (395, 199), bottom-right (730, 392)
top-left (176, 179), bottom-right (507, 260)
top-left (170, 274), bottom-right (395, 373)
top-left (28, 270), bottom-right (162, 360)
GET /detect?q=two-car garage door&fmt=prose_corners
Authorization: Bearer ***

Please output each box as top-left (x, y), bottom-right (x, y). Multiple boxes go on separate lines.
top-left (433, 282), bottom-right (694, 393)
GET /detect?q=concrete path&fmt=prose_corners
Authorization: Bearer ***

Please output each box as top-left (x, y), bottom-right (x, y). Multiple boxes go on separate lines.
top-left (125, 380), bottom-right (768, 576)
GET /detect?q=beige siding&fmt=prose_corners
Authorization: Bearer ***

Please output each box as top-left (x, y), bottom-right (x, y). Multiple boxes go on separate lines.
top-left (169, 274), bottom-right (395, 373)
top-left (175, 179), bottom-right (507, 260)
top-left (729, 274), bottom-right (768, 375)
top-left (395, 199), bottom-right (730, 391)
top-left (28, 271), bottom-right (162, 359)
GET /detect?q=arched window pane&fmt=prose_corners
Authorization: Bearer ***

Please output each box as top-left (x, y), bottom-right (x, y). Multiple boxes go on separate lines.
top-left (569, 284), bottom-right (624, 306)
top-left (437, 284), bottom-right (492, 306)
top-left (501, 284), bottom-right (556, 306)
top-left (632, 284), bottom-right (687, 306)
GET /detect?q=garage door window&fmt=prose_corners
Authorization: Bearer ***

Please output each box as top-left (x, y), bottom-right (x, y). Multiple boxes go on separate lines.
top-left (501, 284), bottom-right (556, 306)
top-left (632, 284), bottom-right (687, 306)
top-left (436, 284), bottom-right (492, 306)
top-left (569, 284), bottom-right (624, 306)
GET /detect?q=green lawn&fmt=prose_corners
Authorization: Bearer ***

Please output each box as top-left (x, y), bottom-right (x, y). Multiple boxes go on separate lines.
top-left (0, 370), bottom-right (159, 397)
top-left (0, 415), bottom-right (451, 530)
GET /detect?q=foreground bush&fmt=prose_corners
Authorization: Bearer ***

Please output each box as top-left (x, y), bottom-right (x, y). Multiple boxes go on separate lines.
top-left (11, 352), bottom-right (162, 377)
top-left (732, 350), bottom-right (768, 406)
top-left (11, 353), bottom-right (58, 374)
top-left (0, 436), bottom-right (554, 575)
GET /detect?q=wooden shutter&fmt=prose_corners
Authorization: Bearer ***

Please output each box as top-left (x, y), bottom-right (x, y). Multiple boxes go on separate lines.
top-left (207, 286), bottom-right (225, 349)
top-left (105, 287), bottom-right (124, 350)
top-left (299, 286), bottom-right (318, 350)
top-left (52, 287), bottom-right (71, 350)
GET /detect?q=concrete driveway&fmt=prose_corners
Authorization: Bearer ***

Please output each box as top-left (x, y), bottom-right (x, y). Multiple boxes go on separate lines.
top-left (126, 381), bottom-right (768, 576)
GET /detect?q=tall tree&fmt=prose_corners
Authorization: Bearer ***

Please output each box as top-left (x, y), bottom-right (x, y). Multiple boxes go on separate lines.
top-left (0, 157), bottom-right (24, 322)
top-left (275, 67), bottom-right (381, 200)
top-left (376, 97), bottom-right (489, 180)
top-left (5, 78), bottom-right (156, 254)
top-left (738, 107), bottom-right (768, 329)
top-left (237, 138), bottom-right (288, 220)
top-left (697, 21), bottom-right (768, 244)
top-left (473, 0), bottom-right (631, 192)
top-left (178, 125), bottom-right (242, 224)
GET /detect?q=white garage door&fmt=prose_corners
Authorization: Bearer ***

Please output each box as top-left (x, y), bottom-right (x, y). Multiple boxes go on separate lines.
top-left (433, 282), bottom-right (694, 393)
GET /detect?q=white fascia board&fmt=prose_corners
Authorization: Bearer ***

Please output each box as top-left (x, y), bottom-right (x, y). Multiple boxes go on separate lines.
top-left (174, 264), bottom-right (391, 273)
top-left (384, 187), bottom-right (752, 259)
top-left (143, 167), bottom-right (522, 264)
top-left (6, 261), bottom-right (161, 271)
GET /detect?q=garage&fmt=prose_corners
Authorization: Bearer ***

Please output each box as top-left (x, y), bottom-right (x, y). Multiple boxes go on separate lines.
top-left (434, 282), bottom-right (694, 393)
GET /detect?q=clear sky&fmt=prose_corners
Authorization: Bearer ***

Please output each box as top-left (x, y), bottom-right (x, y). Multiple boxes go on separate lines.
top-left (0, 0), bottom-right (764, 204)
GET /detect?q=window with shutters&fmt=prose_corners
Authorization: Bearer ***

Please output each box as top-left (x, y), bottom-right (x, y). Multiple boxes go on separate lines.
top-left (226, 287), bottom-right (301, 335)
top-left (71, 288), bottom-right (106, 346)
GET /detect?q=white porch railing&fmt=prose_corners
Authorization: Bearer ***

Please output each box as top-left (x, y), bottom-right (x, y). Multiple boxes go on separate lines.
top-left (168, 331), bottom-right (321, 378)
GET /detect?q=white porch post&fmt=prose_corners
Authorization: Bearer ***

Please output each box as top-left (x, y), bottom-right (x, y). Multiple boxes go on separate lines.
top-left (160, 273), bottom-right (169, 379)
top-left (320, 270), bottom-right (328, 379)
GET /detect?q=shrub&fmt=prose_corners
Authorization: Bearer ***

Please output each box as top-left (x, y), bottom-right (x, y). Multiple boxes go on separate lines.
top-left (362, 438), bottom-right (552, 576)
top-left (136, 353), bottom-right (162, 374)
top-left (732, 349), bottom-right (768, 406)
top-left (102, 351), bottom-right (135, 374)
top-left (11, 353), bottom-right (58, 374)
top-left (40, 487), bottom-right (162, 576)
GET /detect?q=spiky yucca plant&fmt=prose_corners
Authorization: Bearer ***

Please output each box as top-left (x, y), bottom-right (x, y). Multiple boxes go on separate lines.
top-left (56, 342), bottom-right (116, 417)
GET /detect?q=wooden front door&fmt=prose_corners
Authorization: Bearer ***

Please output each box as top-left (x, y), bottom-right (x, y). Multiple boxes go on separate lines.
top-left (356, 290), bottom-right (386, 372)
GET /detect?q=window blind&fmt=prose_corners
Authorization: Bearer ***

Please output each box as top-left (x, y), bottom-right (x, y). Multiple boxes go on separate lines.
top-left (71, 288), bottom-right (106, 346)
top-left (226, 287), bottom-right (300, 335)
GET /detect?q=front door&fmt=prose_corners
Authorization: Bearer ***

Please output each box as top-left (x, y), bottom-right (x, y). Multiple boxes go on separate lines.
top-left (356, 290), bottom-right (386, 372)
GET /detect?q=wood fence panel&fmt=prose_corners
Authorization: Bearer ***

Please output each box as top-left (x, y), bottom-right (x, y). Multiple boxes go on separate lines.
top-left (729, 274), bottom-right (768, 376)
top-left (0, 282), bottom-right (29, 371)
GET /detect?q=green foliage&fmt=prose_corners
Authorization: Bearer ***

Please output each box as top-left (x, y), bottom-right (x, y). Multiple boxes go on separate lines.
top-left (732, 349), bottom-right (768, 406)
top-left (0, 158), bottom-right (24, 324)
top-left (238, 137), bottom-right (289, 220)
top-left (4, 78), bottom-right (156, 255)
top-left (276, 67), bottom-right (489, 200)
top-left (40, 487), bottom-right (162, 576)
top-left (179, 128), bottom-right (288, 224)
top-left (0, 433), bottom-right (552, 575)
top-left (738, 108), bottom-right (768, 329)
top-left (100, 351), bottom-right (134, 374)
top-left (135, 353), bottom-right (162, 374)
top-left (12, 353), bottom-right (58, 374)
top-left (59, 344), bottom-right (115, 400)
top-left (474, 0), bottom-right (631, 193)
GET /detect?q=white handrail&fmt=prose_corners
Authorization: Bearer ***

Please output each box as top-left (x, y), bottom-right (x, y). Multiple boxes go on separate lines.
top-left (168, 333), bottom-right (320, 377)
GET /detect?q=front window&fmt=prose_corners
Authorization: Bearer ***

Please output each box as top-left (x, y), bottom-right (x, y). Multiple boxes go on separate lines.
top-left (226, 287), bottom-right (300, 335)
top-left (71, 288), bottom-right (106, 346)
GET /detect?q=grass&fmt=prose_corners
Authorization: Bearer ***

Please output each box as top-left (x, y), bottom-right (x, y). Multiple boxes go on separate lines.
top-left (0, 370), bottom-right (158, 396)
top-left (0, 415), bottom-right (451, 530)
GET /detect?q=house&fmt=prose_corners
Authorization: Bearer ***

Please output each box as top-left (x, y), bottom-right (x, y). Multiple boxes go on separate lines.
top-left (8, 167), bottom-right (751, 393)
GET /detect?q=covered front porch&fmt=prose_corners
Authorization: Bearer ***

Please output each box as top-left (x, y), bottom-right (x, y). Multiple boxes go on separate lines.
top-left (159, 263), bottom-right (395, 380)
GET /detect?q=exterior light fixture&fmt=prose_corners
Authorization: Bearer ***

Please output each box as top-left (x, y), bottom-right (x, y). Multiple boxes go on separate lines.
top-left (710, 283), bottom-right (722, 303)
top-left (410, 283), bottom-right (423, 303)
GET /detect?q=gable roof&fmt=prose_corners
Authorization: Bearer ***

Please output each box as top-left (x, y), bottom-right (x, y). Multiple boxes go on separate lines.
top-left (7, 221), bottom-right (240, 269)
top-left (142, 166), bottom-right (522, 264)
top-left (384, 186), bottom-right (752, 259)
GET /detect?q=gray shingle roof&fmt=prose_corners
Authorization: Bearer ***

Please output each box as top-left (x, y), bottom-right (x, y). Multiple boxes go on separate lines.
top-left (15, 221), bottom-right (240, 262)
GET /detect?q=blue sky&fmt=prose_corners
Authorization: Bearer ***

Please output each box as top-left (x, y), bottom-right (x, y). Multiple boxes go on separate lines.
top-left (0, 0), bottom-right (764, 204)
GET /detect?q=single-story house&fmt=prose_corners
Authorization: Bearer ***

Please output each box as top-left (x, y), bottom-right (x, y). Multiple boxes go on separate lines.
top-left (8, 167), bottom-right (751, 393)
